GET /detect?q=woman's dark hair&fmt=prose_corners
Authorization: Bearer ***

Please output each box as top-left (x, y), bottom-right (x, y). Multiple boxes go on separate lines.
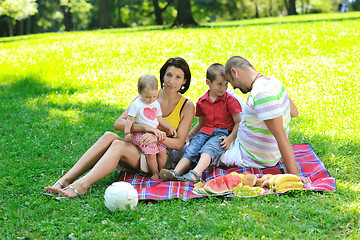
top-left (159, 57), bottom-right (191, 94)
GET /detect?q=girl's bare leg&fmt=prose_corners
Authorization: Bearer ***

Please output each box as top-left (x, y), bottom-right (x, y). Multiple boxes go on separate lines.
top-left (45, 132), bottom-right (121, 193)
top-left (146, 154), bottom-right (160, 179)
top-left (157, 149), bottom-right (167, 170)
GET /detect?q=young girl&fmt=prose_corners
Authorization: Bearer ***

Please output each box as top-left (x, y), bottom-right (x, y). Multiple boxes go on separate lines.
top-left (124, 74), bottom-right (177, 179)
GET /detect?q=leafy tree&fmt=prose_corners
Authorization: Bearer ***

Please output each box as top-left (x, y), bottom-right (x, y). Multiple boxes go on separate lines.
top-left (0, 0), bottom-right (38, 36)
top-left (172, 0), bottom-right (197, 27)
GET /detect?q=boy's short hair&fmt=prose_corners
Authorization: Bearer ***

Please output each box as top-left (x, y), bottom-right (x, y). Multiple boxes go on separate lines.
top-left (206, 63), bottom-right (225, 83)
top-left (138, 74), bottom-right (158, 93)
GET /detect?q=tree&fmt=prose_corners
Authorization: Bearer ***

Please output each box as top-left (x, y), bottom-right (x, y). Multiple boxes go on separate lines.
top-left (172, 0), bottom-right (197, 27)
top-left (0, 0), bottom-right (38, 36)
top-left (150, 0), bottom-right (175, 25)
top-left (99, 0), bottom-right (109, 28)
top-left (283, 0), bottom-right (297, 15)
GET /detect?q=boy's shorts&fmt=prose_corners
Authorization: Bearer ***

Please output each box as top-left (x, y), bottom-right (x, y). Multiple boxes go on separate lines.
top-left (182, 128), bottom-right (229, 163)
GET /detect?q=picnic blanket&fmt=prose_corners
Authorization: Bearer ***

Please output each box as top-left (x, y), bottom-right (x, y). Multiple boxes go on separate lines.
top-left (118, 144), bottom-right (336, 201)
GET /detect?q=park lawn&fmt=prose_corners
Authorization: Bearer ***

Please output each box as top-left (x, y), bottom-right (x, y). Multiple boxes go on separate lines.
top-left (0, 12), bottom-right (359, 239)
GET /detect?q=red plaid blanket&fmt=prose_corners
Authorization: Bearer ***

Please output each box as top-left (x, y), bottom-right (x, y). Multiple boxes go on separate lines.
top-left (118, 144), bottom-right (336, 201)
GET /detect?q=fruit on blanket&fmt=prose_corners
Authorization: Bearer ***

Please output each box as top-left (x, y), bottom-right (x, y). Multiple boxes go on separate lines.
top-left (242, 174), bottom-right (257, 187)
top-left (255, 174), bottom-right (273, 187)
top-left (195, 174), bottom-right (242, 194)
top-left (269, 174), bottom-right (304, 193)
top-left (274, 174), bottom-right (301, 188)
top-left (275, 181), bottom-right (304, 193)
top-left (104, 182), bottom-right (138, 212)
top-left (230, 172), bottom-right (245, 179)
top-left (269, 174), bottom-right (282, 190)
top-left (261, 179), bottom-right (270, 188)
top-left (233, 184), bottom-right (263, 197)
top-left (204, 175), bottom-right (229, 194)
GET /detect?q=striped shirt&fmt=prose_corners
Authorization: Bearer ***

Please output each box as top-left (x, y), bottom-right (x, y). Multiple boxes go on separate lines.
top-left (237, 76), bottom-right (291, 168)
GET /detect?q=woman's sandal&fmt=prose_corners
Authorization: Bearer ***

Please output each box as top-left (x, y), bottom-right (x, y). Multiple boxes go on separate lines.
top-left (159, 169), bottom-right (184, 181)
top-left (181, 170), bottom-right (202, 184)
top-left (62, 184), bottom-right (83, 198)
top-left (43, 181), bottom-right (66, 196)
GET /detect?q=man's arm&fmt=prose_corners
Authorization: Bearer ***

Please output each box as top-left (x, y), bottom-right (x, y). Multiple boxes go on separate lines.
top-left (264, 116), bottom-right (299, 176)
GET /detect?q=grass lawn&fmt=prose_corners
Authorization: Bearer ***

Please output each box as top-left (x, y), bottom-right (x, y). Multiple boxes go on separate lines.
top-left (1, 12), bottom-right (359, 239)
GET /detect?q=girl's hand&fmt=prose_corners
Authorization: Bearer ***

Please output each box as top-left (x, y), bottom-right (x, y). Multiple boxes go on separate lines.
top-left (219, 136), bottom-right (232, 150)
top-left (139, 132), bottom-right (158, 146)
top-left (153, 129), bottom-right (166, 142)
top-left (124, 133), bottom-right (132, 142)
top-left (169, 128), bottom-right (177, 138)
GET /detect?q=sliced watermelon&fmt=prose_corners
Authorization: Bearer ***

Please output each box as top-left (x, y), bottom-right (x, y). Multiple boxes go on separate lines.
top-left (204, 175), bottom-right (230, 194)
top-left (223, 174), bottom-right (242, 191)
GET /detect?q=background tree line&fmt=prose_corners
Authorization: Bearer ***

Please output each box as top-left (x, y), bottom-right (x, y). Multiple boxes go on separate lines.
top-left (1, 0), bottom-right (359, 37)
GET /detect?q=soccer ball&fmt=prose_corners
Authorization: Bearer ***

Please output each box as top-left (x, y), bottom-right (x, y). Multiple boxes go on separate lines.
top-left (104, 182), bottom-right (138, 212)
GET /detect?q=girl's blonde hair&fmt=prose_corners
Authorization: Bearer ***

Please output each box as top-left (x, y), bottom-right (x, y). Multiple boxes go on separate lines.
top-left (138, 74), bottom-right (158, 93)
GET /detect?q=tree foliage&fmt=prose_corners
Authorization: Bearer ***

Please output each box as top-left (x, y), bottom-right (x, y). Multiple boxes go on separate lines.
top-left (0, 0), bottom-right (355, 37)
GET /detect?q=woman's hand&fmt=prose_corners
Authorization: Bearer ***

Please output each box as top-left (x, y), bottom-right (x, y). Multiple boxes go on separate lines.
top-left (139, 132), bottom-right (158, 146)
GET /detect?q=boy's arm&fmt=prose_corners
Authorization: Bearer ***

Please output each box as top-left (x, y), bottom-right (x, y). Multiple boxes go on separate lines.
top-left (219, 112), bottom-right (241, 150)
top-left (264, 116), bottom-right (309, 183)
top-left (187, 116), bottom-right (204, 141)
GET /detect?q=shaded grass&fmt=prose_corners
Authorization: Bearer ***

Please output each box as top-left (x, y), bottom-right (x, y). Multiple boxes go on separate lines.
top-left (1, 12), bottom-right (359, 239)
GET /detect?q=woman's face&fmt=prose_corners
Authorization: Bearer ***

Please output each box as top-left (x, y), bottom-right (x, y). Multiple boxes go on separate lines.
top-left (163, 66), bottom-right (186, 92)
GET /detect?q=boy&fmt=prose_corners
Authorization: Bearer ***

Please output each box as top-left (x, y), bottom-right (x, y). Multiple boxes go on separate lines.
top-left (160, 63), bottom-right (242, 183)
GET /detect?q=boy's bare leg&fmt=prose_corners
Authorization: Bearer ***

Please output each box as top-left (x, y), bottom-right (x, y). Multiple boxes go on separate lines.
top-left (191, 153), bottom-right (211, 181)
top-left (173, 157), bottom-right (192, 175)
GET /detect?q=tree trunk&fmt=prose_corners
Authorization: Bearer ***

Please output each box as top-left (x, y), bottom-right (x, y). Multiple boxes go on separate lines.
top-left (99, 0), bottom-right (110, 29)
top-left (117, 0), bottom-right (125, 27)
top-left (152, 0), bottom-right (163, 25)
top-left (172, 0), bottom-right (198, 27)
top-left (268, 0), bottom-right (273, 16)
top-left (255, 0), bottom-right (259, 18)
top-left (288, 0), bottom-right (297, 15)
top-left (62, 5), bottom-right (73, 31)
top-left (8, 19), bottom-right (13, 36)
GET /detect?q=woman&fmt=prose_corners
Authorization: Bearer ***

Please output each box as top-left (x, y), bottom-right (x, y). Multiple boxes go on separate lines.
top-left (44, 57), bottom-right (195, 198)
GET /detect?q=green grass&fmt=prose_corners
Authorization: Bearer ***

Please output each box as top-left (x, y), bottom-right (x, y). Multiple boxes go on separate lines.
top-left (1, 12), bottom-right (359, 239)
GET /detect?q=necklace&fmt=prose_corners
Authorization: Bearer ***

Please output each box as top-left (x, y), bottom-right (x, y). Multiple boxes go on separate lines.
top-left (250, 73), bottom-right (262, 90)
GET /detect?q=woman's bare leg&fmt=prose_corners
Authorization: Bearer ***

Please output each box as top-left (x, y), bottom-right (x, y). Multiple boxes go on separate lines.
top-left (45, 131), bottom-right (121, 193)
top-left (50, 139), bottom-right (142, 198)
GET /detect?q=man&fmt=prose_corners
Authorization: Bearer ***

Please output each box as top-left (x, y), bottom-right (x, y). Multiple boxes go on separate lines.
top-left (223, 56), bottom-right (308, 182)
